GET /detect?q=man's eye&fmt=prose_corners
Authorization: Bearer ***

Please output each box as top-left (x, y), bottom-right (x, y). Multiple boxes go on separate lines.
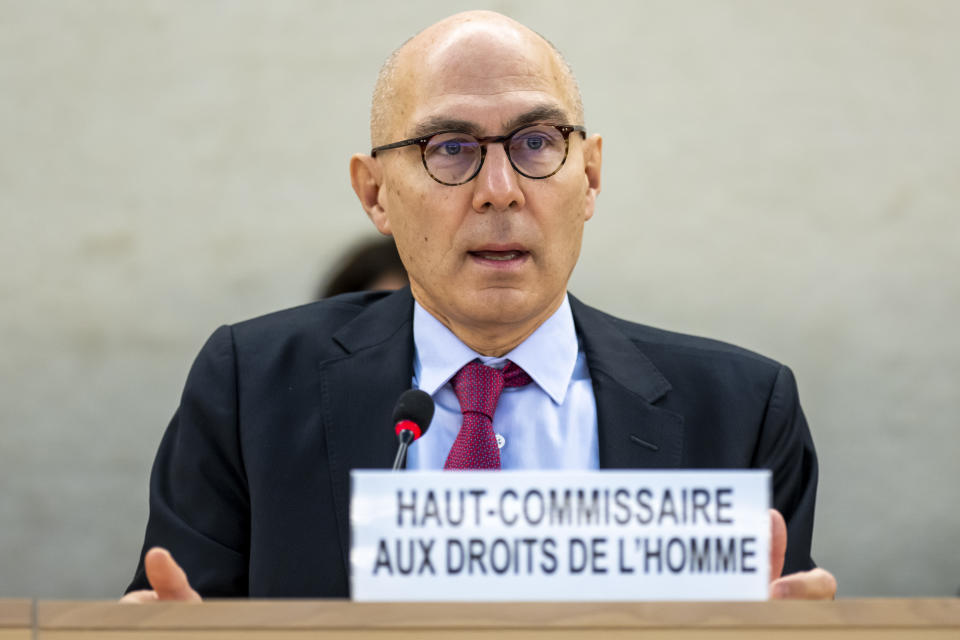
top-left (427, 136), bottom-right (475, 158)
top-left (524, 136), bottom-right (545, 150)
top-left (514, 132), bottom-right (556, 152)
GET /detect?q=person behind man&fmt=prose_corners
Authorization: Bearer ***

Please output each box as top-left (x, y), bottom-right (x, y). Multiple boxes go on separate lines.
top-left (124, 11), bottom-right (836, 601)
top-left (317, 236), bottom-right (407, 299)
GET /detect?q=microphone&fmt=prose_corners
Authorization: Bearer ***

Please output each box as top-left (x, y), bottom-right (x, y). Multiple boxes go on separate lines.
top-left (391, 389), bottom-right (434, 471)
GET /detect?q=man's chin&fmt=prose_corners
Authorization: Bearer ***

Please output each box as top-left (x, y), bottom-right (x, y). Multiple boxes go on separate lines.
top-left (413, 282), bottom-right (561, 334)
top-left (459, 287), bottom-right (557, 328)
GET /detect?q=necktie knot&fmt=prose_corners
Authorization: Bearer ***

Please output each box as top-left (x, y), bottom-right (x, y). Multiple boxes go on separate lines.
top-left (502, 360), bottom-right (533, 389)
top-left (450, 360), bottom-right (532, 419)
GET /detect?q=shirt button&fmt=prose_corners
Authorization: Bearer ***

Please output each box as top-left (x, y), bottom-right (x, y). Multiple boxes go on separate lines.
top-left (495, 433), bottom-right (506, 449)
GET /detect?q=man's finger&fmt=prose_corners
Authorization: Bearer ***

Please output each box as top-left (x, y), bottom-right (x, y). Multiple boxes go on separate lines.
top-left (770, 567), bottom-right (838, 600)
top-left (144, 547), bottom-right (202, 602)
top-left (769, 508), bottom-right (787, 582)
top-left (119, 590), bottom-right (159, 603)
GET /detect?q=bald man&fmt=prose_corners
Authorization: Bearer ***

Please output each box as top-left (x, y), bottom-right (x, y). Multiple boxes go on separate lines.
top-left (125, 11), bottom-right (836, 601)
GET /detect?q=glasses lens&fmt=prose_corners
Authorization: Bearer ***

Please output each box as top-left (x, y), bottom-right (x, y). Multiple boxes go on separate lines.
top-left (424, 133), bottom-right (482, 185)
top-left (508, 125), bottom-right (567, 178)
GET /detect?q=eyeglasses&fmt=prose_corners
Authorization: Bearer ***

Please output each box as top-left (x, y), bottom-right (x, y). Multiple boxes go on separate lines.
top-left (371, 123), bottom-right (586, 186)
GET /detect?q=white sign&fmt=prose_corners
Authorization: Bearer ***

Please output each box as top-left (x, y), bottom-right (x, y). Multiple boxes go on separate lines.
top-left (351, 470), bottom-right (770, 601)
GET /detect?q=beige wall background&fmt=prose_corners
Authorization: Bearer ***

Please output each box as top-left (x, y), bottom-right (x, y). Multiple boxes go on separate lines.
top-left (1, 0), bottom-right (958, 598)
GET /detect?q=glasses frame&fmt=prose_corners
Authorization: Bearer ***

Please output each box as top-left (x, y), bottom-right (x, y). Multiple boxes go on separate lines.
top-left (370, 123), bottom-right (587, 186)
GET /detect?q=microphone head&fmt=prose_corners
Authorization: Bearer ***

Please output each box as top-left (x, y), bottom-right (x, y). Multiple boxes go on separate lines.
top-left (391, 389), bottom-right (434, 441)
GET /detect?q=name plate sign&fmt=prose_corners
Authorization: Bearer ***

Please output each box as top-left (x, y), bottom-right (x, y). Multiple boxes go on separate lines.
top-left (351, 470), bottom-right (770, 601)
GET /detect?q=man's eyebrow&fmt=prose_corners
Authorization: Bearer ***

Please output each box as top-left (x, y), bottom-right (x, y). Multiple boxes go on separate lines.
top-left (411, 117), bottom-right (481, 139)
top-left (502, 105), bottom-right (571, 132)
top-left (409, 105), bottom-right (573, 139)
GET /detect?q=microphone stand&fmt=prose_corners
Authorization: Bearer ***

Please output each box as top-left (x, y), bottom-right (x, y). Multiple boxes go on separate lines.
top-left (392, 429), bottom-right (415, 471)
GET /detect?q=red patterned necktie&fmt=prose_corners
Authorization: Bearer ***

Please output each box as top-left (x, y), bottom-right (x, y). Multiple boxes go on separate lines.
top-left (444, 360), bottom-right (532, 470)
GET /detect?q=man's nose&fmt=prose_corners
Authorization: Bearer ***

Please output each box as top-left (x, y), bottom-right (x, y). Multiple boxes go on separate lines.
top-left (471, 144), bottom-right (525, 212)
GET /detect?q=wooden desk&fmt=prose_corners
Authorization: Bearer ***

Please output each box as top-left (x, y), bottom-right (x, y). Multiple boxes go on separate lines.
top-left (0, 598), bottom-right (955, 638)
top-left (0, 600), bottom-right (31, 640)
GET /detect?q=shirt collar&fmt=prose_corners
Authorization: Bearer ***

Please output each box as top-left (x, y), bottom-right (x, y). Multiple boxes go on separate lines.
top-left (412, 295), bottom-right (579, 405)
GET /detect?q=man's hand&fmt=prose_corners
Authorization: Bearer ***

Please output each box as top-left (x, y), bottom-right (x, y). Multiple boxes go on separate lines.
top-left (119, 547), bottom-right (202, 603)
top-left (768, 509), bottom-right (837, 599)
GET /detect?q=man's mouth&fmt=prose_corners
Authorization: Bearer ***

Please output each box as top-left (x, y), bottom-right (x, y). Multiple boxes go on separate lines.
top-left (469, 250), bottom-right (527, 261)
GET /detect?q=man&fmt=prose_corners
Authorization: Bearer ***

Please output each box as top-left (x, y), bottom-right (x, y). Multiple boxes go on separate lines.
top-left (124, 11), bottom-right (836, 601)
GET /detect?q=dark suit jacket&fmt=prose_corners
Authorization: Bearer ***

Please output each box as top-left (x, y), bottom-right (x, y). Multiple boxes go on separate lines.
top-left (129, 288), bottom-right (817, 597)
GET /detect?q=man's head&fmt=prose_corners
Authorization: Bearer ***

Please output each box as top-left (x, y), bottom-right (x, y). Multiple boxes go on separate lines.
top-left (368, 14), bottom-right (585, 149)
top-left (351, 11), bottom-right (602, 355)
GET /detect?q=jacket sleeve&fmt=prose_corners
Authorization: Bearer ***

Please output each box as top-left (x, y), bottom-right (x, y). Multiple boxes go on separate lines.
top-left (753, 364), bottom-right (819, 575)
top-left (126, 325), bottom-right (251, 596)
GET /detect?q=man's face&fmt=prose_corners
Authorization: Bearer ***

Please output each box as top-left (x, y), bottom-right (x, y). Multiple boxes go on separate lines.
top-left (361, 21), bottom-right (601, 341)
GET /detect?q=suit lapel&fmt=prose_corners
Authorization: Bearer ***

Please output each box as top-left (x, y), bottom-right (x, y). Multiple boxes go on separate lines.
top-left (570, 296), bottom-right (685, 469)
top-left (318, 289), bottom-right (416, 569)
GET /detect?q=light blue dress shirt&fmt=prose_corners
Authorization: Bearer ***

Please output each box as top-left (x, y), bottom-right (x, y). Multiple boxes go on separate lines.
top-left (405, 295), bottom-right (599, 470)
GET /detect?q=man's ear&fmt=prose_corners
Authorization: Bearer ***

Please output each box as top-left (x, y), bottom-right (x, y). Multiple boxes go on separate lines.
top-left (581, 134), bottom-right (602, 222)
top-left (350, 154), bottom-right (392, 234)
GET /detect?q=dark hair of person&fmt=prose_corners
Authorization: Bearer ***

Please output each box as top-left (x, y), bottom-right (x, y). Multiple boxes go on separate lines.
top-left (317, 236), bottom-right (408, 299)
